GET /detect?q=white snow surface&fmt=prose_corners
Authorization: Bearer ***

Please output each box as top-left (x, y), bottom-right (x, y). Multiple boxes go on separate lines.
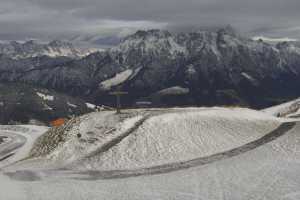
top-left (262, 98), bottom-right (300, 117)
top-left (85, 102), bottom-right (96, 109)
top-left (112, 35), bottom-right (187, 57)
top-left (1, 108), bottom-right (300, 200)
top-left (74, 108), bottom-right (281, 170)
top-left (7, 111), bottom-right (145, 170)
top-left (157, 86), bottom-right (190, 95)
top-left (287, 108), bottom-right (300, 118)
top-left (241, 72), bottom-right (259, 85)
top-left (253, 36), bottom-right (298, 43)
top-left (99, 69), bottom-right (133, 90)
top-left (47, 112), bottom-right (143, 166)
top-left (6, 108), bottom-right (282, 172)
top-left (0, 125), bottom-right (48, 168)
top-left (36, 92), bottom-right (54, 101)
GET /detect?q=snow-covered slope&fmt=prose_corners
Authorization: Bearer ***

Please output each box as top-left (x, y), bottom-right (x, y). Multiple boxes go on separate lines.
top-left (0, 120), bottom-right (299, 200)
top-left (1, 107), bottom-right (300, 200)
top-left (6, 107), bottom-right (282, 172)
top-left (262, 98), bottom-right (300, 117)
top-left (23, 111), bottom-right (146, 170)
top-left (73, 108), bottom-right (281, 170)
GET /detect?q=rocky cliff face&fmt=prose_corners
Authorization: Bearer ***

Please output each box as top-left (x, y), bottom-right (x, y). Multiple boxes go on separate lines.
top-left (1, 28), bottom-right (300, 108)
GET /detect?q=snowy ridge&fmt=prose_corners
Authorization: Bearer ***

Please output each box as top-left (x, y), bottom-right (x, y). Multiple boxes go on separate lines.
top-left (73, 108), bottom-right (281, 171)
top-left (0, 40), bottom-right (98, 59)
top-left (48, 114), bottom-right (144, 166)
top-left (262, 98), bottom-right (300, 117)
top-left (4, 107), bottom-right (284, 172)
top-left (16, 111), bottom-right (146, 170)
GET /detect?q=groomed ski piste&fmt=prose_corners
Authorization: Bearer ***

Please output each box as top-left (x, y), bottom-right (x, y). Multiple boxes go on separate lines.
top-left (0, 105), bottom-right (300, 200)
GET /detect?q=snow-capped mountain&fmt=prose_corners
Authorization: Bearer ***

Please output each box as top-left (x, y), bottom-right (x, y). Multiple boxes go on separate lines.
top-left (110, 30), bottom-right (187, 59)
top-left (0, 40), bottom-right (98, 59)
top-left (1, 28), bottom-right (300, 109)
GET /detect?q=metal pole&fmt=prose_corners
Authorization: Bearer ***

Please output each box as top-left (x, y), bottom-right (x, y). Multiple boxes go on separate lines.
top-left (116, 94), bottom-right (121, 114)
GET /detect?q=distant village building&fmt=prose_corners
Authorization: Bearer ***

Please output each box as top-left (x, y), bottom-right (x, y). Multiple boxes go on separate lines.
top-left (135, 101), bottom-right (152, 108)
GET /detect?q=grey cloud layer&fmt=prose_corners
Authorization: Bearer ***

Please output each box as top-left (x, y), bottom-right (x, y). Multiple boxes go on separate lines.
top-left (0, 0), bottom-right (300, 41)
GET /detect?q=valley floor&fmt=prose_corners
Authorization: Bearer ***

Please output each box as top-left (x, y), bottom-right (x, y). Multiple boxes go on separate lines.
top-left (0, 108), bottom-right (300, 200)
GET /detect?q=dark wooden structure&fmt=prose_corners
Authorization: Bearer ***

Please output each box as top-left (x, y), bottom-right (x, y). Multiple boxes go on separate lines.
top-left (109, 89), bottom-right (128, 114)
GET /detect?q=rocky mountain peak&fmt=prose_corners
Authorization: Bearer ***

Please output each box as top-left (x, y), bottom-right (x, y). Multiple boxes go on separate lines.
top-left (24, 40), bottom-right (38, 45)
top-left (126, 29), bottom-right (172, 40)
top-left (217, 25), bottom-right (237, 37)
top-left (111, 29), bottom-right (186, 60)
top-left (49, 40), bottom-right (73, 48)
top-left (0, 40), bottom-right (96, 59)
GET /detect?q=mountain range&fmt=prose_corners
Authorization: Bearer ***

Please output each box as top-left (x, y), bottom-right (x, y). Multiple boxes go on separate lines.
top-left (0, 40), bottom-right (98, 59)
top-left (1, 27), bottom-right (300, 123)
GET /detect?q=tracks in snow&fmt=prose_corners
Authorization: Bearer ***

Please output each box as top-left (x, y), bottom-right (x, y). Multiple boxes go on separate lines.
top-left (71, 114), bottom-right (152, 166)
top-left (71, 122), bottom-right (296, 180)
top-left (5, 121), bottom-right (296, 181)
top-left (0, 132), bottom-right (26, 162)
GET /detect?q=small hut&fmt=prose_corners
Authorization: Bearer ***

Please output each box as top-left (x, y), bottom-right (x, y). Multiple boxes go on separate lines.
top-left (50, 118), bottom-right (66, 127)
top-left (135, 101), bottom-right (152, 108)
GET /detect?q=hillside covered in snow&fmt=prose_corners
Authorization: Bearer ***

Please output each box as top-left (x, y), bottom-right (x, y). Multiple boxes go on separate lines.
top-left (3, 107), bottom-right (285, 172)
top-left (0, 106), bottom-right (299, 200)
top-left (262, 98), bottom-right (300, 118)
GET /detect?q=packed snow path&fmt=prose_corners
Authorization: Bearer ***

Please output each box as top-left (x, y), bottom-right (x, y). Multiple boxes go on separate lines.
top-left (0, 126), bottom-right (48, 167)
top-left (0, 132), bottom-right (26, 161)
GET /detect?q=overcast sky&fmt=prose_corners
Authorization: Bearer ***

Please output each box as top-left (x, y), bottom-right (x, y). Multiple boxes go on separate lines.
top-left (1, 0), bottom-right (300, 44)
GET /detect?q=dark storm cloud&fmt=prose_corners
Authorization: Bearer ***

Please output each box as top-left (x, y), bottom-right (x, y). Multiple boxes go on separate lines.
top-left (1, 0), bottom-right (300, 42)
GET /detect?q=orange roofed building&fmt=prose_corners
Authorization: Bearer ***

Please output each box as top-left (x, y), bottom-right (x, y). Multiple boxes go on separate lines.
top-left (50, 118), bottom-right (66, 127)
